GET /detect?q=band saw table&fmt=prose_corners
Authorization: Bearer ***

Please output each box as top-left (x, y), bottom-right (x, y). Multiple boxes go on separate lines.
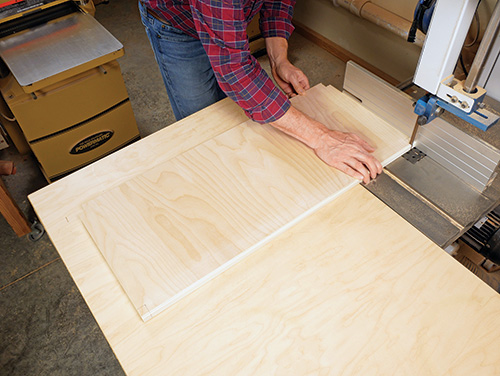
top-left (28, 65), bottom-right (500, 374)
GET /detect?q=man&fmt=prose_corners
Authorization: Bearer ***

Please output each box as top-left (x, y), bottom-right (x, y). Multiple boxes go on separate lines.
top-left (139, 0), bottom-right (382, 183)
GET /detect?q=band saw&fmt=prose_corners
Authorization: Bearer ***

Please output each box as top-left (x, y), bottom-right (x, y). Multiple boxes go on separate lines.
top-left (346, 0), bottom-right (500, 281)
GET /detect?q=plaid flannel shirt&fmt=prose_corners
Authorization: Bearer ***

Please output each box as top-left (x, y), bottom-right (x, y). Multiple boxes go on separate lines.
top-left (142, 0), bottom-right (296, 123)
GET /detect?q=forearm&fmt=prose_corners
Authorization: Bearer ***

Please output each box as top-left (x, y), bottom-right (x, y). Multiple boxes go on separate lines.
top-left (265, 37), bottom-right (289, 70)
top-left (269, 106), bottom-right (383, 184)
top-left (269, 105), bottom-right (328, 149)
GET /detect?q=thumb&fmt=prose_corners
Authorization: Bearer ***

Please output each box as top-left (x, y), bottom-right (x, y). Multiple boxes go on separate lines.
top-left (289, 73), bottom-right (309, 96)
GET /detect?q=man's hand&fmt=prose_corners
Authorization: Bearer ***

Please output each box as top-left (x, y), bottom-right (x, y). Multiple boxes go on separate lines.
top-left (312, 129), bottom-right (382, 184)
top-left (271, 59), bottom-right (310, 98)
top-left (266, 37), bottom-right (310, 97)
top-left (265, 37), bottom-right (382, 183)
top-left (270, 106), bottom-right (383, 184)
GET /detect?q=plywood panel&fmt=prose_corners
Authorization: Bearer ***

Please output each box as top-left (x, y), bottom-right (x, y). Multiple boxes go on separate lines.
top-left (81, 84), bottom-right (410, 320)
top-left (42, 187), bottom-right (500, 376)
top-left (28, 82), bottom-right (500, 375)
top-left (119, 186), bottom-right (500, 376)
top-left (28, 96), bottom-right (248, 226)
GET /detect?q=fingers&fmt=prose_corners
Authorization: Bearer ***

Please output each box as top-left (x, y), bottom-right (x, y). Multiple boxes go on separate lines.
top-left (343, 135), bottom-right (382, 178)
top-left (314, 133), bottom-right (383, 184)
top-left (272, 68), bottom-right (295, 97)
top-left (347, 152), bottom-right (382, 183)
top-left (289, 70), bottom-right (310, 96)
top-left (352, 147), bottom-right (383, 178)
top-left (280, 81), bottom-right (295, 97)
top-left (273, 62), bottom-right (310, 97)
top-left (336, 162), bottom-right (365, 182)
top-left (333, 155), bottom-right (380, 184)
top-left (348, 139), bottom-right (383, 177)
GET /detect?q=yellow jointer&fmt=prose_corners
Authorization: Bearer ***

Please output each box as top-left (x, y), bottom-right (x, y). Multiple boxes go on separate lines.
top-left (0, 0), bottom-right (139, 181)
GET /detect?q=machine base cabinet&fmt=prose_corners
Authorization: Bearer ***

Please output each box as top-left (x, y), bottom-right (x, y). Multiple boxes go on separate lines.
top-left (0, 60), bottom-right (140, 182)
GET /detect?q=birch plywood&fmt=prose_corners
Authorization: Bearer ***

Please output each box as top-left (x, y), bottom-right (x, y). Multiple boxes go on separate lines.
top-left (116, 186), bottom-right (500, 375)
top-left (39, 187), bottom-right (500, 376)
top-left (81, 84), bottom-right (410, 320)
top-left (29, 83), bottom-right (500, 375)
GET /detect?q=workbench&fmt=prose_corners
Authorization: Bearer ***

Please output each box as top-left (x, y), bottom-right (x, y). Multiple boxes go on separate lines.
top-left (29, 90), bottom-right (500, 375)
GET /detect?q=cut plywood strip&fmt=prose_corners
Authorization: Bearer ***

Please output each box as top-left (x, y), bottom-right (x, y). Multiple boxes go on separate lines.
top-left (342, 61), bottom-right (416, 138)
top-left (81, 84), bottom-right (410, 321)
top-left (302, 84), bottom-right (409, 165)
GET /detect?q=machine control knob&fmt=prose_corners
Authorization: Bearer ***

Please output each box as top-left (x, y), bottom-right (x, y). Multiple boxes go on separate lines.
top-left (417, 115), bottom-right (428, 126)
top-left (450, 96), bottom-right (459, 103)
top-left (460, 101), bottom-right (470, 109)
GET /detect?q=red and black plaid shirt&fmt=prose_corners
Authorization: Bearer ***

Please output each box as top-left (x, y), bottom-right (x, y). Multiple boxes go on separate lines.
top-left (142, 0), bottom-right (296, 123)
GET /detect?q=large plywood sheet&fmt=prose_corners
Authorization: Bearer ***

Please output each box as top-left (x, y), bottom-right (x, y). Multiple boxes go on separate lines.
top-left (28, 79), bottom-right (500, 375)
top-left (81, 84), bottom-right (410, 320)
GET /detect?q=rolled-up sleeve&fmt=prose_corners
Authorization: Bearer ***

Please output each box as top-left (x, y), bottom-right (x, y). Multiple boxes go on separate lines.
top-left (260, 0), bottom-right (295, 39)
top-left (189, 0), bottom-right (292, 124)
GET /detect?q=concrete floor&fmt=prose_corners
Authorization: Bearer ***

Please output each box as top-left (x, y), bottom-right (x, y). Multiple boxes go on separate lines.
top-left (0, 1), bottom-right (346, 374)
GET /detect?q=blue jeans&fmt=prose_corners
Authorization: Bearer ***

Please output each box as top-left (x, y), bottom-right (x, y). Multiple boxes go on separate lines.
top-left (139, 2), bottom-right (226, 121)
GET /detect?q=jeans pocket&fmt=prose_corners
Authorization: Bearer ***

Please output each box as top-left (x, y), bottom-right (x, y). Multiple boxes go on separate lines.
top-left (155, 24), bottom-right (195, 42)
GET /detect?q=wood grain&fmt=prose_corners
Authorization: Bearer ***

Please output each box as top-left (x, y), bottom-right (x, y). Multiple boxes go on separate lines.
top-left (128, 186), bottom-right (500, 376)
top-left (28, 83), bottom-right (500, 375)
top-left (28, 96), bottom-right (248, 226)
top-left (81, 84), bottom-right (410, 320)
top-left (38, 186), bottom-right (500, 376)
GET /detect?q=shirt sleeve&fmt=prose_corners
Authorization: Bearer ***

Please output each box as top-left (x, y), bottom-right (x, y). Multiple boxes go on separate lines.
top-left (189, 0), bottom-right (291, 124)
top-left (259, 0), bottom-right (295, 39)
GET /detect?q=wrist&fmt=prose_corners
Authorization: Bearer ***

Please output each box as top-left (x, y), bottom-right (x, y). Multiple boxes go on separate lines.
top-left (265, 37), bottom-right (289, 67)
top-left (270, 106), bottom-right (330, 149)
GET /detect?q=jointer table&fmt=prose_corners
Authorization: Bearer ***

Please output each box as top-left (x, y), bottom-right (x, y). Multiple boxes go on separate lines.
top-left (29, 94), bottom-right (500, 375)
